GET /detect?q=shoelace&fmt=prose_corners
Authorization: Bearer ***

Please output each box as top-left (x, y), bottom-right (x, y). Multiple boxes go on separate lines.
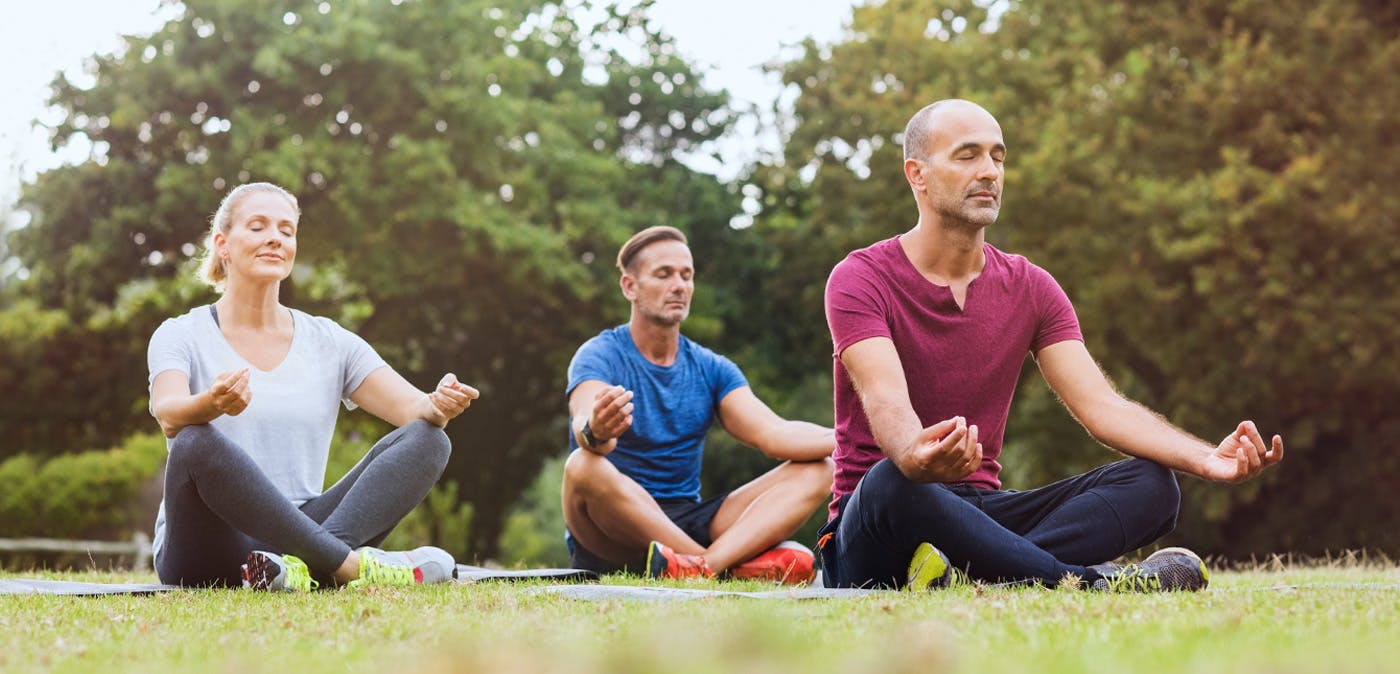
top-left (1107, 565), bottom-right (1162, 592)
top-left (347, 550), bottom-right (415, 587)
top-left (675, 555), bottom-right (713, 578)
top-left (282, 555), bottom-right (319, 592)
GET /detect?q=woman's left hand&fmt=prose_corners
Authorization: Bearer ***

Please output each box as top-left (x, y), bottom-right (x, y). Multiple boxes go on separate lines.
top-left (425, 373), bottom-right (480, 426)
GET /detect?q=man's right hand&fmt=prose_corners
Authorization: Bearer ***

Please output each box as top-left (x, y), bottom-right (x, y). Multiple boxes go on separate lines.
top-left (903, 416), bottom-right (982, 483)
top-left (208, 368), bottom-right (252, 416)
top-left (584, 385), bottom-right (634, 449)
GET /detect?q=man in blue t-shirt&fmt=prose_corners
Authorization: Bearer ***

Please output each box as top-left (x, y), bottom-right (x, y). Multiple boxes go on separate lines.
top-left (563, 226), bottom-right (835, 583)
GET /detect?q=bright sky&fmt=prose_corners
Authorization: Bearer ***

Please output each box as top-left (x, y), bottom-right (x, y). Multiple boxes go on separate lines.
top-left (0, 0), bottom-right (853, 215)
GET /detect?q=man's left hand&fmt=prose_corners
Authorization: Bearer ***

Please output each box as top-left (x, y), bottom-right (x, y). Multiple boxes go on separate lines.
top-left (1201, 420), bottom-right (1284, 483)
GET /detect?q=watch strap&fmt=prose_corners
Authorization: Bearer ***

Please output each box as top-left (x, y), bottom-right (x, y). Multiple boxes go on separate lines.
top-left (581, 420), bottom-right (601, 448)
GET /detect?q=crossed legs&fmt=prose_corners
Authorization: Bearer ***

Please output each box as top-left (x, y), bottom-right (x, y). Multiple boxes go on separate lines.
top-left (823, 457), bottom-right (1180, 588)
top-left (155, 420), bottom-right (450, 586)
top-left (561, 449), bottom-right (833, 572)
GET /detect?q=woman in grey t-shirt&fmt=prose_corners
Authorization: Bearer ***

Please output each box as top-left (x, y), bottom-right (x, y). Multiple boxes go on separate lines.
top-left (147, 182), bottom-right (479, 591)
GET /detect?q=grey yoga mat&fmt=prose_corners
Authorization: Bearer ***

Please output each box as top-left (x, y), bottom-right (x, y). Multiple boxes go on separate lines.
top-left (537, 584), bottom-right (886, 602)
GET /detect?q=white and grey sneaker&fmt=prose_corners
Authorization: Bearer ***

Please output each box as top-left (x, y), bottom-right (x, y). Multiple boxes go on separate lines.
top-left (346, 546), bottom-right (457, 588)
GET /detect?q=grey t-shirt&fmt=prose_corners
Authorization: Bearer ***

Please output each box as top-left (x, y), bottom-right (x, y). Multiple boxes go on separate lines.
top-left (146, 305), bottom-right (387, 556)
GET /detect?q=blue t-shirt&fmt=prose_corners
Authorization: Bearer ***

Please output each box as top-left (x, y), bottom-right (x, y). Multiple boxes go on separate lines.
top-left (566, 325), bottom-right (748, 501)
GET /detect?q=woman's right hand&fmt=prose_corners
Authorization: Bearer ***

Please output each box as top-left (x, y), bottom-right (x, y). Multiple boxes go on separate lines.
top-left (208, 368), bottom-right (252, 416)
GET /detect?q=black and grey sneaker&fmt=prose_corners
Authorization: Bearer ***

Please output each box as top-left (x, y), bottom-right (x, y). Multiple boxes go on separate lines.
top-left (1091, 546), bottom-right (1209, 592)
top-left (905, 542), bottom-right (953, 591)
top-left (242, 551), bottom-right (318, 592)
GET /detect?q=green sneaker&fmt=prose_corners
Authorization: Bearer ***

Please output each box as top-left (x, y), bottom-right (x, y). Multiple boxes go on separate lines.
top-left (1091, 547), bottom-right (1209, 592)
top-left (346, 546), bottom-right (458, 588)
top-left (906, 542), bottom-right (952, 591)
top-left (242, 551), bottom-right (318, 592)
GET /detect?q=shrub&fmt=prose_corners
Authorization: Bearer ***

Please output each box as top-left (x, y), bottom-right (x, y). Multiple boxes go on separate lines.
top-left (0, 432), bottom-right (166, 539)
top-left (497, 456), bottom-right (569, 568)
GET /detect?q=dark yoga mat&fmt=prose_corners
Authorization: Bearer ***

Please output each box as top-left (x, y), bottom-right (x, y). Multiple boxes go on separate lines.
top-left (0, 566), bottom-right (599, 595)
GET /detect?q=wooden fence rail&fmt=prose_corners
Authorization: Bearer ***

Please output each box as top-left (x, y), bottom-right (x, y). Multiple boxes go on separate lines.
top-left (0, 533), bottom-right (152, 571)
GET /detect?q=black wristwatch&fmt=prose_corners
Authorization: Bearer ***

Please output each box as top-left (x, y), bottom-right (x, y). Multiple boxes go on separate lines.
top-left (581, 420), bottom-right (601, 448)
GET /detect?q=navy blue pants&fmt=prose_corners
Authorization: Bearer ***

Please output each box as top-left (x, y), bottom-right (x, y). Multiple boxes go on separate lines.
top-left (820, 457), bottom-right (1180, 588)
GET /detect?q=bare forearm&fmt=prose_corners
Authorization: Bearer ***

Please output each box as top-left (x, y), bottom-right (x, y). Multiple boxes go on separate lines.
top-left (408, 394), bottom-right (447, 428)
top-left (1084, 398), bottom-right (1211, 475)
top-left (837, 339), bottom-right (967, 482)
top-left (862, 395), bottom-right (928, 478)
top-left (756, 420), bottom-right (834, 461)
top-left (352, 369), bottom-right (479, 429)
top-left (152, 392), bottom-right (221, 438)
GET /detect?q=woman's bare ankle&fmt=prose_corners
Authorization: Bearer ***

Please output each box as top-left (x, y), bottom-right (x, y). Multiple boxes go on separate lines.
top-left (332, 550), bottom-right (360, 584)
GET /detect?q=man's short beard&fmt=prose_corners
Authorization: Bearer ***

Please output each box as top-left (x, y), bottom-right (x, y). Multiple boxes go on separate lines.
top-left (937, 202), bottom-right (999, 231)
top-left (642, 306), bottom-right (688, 327)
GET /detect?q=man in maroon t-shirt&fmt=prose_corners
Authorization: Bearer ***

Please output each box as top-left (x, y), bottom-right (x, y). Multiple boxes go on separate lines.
top-left (819, 99), bottom-right (1284, 592)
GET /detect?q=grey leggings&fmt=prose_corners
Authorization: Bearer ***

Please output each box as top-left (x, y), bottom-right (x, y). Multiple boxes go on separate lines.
top-left (154, 420), bottom-right (451, 587)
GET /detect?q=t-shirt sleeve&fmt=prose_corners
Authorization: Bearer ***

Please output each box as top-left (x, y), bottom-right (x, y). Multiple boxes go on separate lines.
top-left (825, 255), bottom-right (891, 357)
top-left (1029, 266), bottom-right (1084, 353)
top-left (707, 352), bottom-right (749, 404)
top-left (334, 323), bottom-right (389, 408)
top-left (146, 318), bottom-right (191, 412)
top-left (566, 336), bottom-right (614, 396)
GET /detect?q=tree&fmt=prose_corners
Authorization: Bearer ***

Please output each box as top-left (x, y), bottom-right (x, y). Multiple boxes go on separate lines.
top-left (0, 155), bottom-right (19, 295)
top-left (5, 0), bottom-right (737, 558)
top-left (748, 0), bottom-right (1400, 556)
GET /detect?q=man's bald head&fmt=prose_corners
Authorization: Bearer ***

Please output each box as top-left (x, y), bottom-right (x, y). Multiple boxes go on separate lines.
top-left (902, 99), bottom-right (998, 162)
top-left (900, 99), bottom-right (1006, 230)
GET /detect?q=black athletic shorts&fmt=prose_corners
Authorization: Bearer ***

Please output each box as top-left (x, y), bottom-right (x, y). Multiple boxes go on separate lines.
top-left (568, 492), bottom-right (730, 574)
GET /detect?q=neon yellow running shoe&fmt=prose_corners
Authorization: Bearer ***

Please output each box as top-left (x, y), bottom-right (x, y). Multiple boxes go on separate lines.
top-left (242, 551), bottom-right (318, 592)
top-left (346, 546), bottom-right (458, 588)
top-left (906, 542), bottom-right (952, 591)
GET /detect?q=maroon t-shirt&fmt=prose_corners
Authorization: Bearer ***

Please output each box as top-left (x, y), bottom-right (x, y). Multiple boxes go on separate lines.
top-left (824, 237), bottom-right (1083, 518)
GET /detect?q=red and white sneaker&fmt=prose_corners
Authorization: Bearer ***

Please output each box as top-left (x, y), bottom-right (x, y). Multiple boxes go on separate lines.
top-left (644, 541), bottom-right (714, 580)
top-left (728, 540), bottom-right (817, 585)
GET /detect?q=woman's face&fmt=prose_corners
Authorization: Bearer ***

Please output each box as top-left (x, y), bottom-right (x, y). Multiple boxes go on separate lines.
top-left (215, 190), bottom-right (299, 286)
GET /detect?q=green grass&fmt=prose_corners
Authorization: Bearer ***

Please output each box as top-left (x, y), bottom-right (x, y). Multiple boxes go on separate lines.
top-left (3, 565), bottom-right (1398, 674)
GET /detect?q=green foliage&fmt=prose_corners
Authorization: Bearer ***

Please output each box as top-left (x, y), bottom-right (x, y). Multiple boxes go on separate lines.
top-left (0, 165), bottom-right (17, 295)
top-left (4, 0), bottom-right (737, 556)
top-left (747, 0), bottom-right (1400, 556)
top-left (497, 455), bottom-right (570, 567)
top-left (381, 479), bottom-right (475, 562)
top-left (0, 292), bottom-right (186, 458)
top-left (0, 432), bottom-right (165, 539)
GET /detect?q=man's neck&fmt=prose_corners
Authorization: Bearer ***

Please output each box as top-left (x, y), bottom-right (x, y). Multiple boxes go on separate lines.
top-left (216, 281), bottom-right (287, 331)
top-left (900, 215), bottom-right (987, 285)
top-left (627, 313), bottom-right (682, 366)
